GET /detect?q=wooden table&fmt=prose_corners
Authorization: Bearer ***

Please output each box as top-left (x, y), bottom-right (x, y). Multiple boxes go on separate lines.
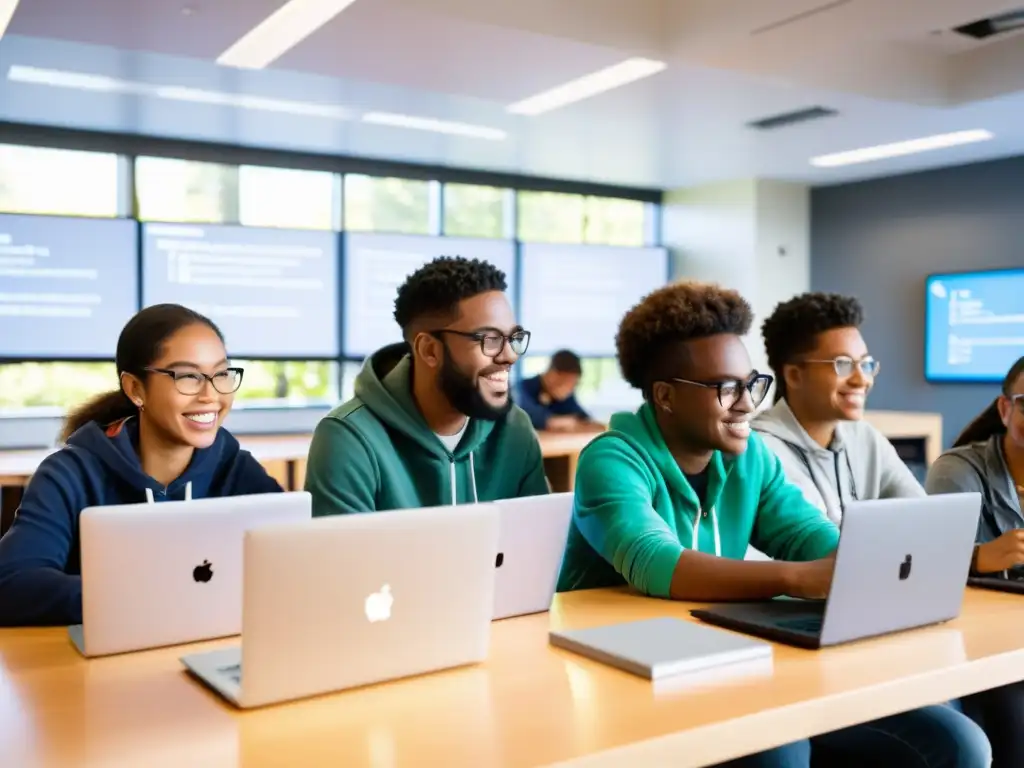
top-left (1, 587), bottom-right (1023, 767)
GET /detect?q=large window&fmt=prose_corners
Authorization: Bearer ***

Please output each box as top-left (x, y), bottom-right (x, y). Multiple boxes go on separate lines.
top-left (0, 137), bottom-right (660, 432)
top-left (238, 165), bottom-right (337, 230)
top-left (0, 363), bottom-right (116, 416)
top-left (443, 183), bottom-right (509, 238)
top-left (232, 360), bottom-right (339, 408)
top-left (136, 156), bottom-right (238, 223)
top-left (0, 144), bottom-right (119, 217)
top-left (344, 175), bottom-right (432, 234)
top-left (517, 191), bottom-right (648, 246)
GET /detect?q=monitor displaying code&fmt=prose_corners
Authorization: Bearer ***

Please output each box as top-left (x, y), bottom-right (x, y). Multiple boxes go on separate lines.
top-left (343, 234), bottom-right (517, 357)
top-left (925, 270), bottom-right (1024, 382)
top-left (519, 244), bottom-right (669, 356)
top-left (142, 223), bottom-right (339, 358)
top-left (0, 213), bottom-right (139, 358)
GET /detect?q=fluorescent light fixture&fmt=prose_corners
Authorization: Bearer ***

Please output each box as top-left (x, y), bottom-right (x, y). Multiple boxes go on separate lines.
top-left (506, 57), bottom-right (666, 116)
top-left (361, 112), bottom-right (506, 141)
top-left (0, 0), bottom-right (20, 39)
top-left (810, 129), bottom-right (994, 167)
top-left (7, 65), bottom-right (351, 121)
top-left (217, 0), bottom-right (360, 70)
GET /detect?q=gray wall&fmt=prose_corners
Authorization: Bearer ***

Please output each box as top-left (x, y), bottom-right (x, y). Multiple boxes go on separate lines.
top-left (811, 155), bottom-right (1024, 449)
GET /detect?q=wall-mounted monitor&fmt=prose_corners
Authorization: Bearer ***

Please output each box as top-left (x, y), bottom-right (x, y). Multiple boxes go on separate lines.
top-left (925, 268), bottom-right (1024, 382)
top-left (0, 213), bottom-right (139, 359)
top-left (142, 223), bottom-right (339, 358)
top-left (519, 243), bottom-right (669, 357)
top-left (343, 233), bottom-right (516, 358)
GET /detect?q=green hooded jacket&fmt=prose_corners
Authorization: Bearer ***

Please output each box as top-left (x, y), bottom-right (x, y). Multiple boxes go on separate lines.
top-left (305, 345), bottom-right (549, 515)
top-left (557, 403), bottom-right (839, 596)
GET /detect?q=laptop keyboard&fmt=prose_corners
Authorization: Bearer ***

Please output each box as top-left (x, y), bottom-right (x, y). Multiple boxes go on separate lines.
top-left (218, 663), bottom-right (242, 684)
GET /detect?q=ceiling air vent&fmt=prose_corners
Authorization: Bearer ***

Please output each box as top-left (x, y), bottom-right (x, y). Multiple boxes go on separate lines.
top-left (747, 106), bottom-right (837, 131)
top-left (953, 8), bottom-right (1024, 40)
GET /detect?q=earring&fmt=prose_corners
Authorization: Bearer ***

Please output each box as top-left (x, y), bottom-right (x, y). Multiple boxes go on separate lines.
top-left (135, 400), bottom-right (144, 410)
top-left (661, 405), bottom-right (672, 414)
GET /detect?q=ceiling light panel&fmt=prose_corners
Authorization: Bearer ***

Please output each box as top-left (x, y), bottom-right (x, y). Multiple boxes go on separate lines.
top-left (361, 112), bottom-right (506, 141)
top-left (506, 57), bottom-right (666, 116)
top-left (218, 0), bottom-right (360, 70)
top-left (0, 0), bottom-right (20, 40)
top-left (810, 130), bottom-right (994, 167)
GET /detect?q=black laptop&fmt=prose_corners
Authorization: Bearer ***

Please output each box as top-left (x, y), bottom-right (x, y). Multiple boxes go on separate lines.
top-left (968, 567), bottom-right (1024, 594)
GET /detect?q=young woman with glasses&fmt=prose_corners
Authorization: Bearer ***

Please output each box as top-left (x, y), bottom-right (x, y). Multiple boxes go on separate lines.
top-left (0, 303), bottom-right (282, 627)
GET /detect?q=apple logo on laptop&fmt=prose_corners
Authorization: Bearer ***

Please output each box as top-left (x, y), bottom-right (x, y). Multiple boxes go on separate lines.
top-left (192, 560), bottom-right (213, 583)
top-left (899, 554), bottom-right (913, 581)
top-left (495, 552), bottom-right (504, 568)
top-left (364, 584), bottom-right (393, 623)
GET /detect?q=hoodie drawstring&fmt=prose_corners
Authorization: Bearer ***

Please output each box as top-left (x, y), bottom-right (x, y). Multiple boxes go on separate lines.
top-left (144, 481), bottom-right (193, 505)
top-left (448, 453), bottom-right (479, 506)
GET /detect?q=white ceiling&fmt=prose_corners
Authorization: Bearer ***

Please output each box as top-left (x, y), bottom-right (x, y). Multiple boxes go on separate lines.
top-left (2, 0), bottom-right (1024, 189)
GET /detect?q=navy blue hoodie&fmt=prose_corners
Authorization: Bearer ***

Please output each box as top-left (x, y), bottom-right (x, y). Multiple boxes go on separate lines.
top-left (0, 418), bottom-right (283, 627)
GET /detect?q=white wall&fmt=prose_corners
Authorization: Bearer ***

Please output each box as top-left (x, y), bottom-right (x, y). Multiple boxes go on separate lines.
top-left (662, 178), bottom-right (810, 382)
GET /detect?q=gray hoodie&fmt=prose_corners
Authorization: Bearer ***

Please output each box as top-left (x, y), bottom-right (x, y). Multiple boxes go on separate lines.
top-left (924, 436), bottom-right (1022, 543)
top-left (752, 399), bottom-right (925, 524)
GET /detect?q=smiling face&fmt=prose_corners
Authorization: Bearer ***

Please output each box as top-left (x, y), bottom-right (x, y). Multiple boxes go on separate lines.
top-left (652, 334), bottom-right (762, 457)
top-left (122, 322), bottom-right (237, 449)
top-left (433, 291), bottom-right (524, 420)
top-left (784, 326), bottom-right (875, 422)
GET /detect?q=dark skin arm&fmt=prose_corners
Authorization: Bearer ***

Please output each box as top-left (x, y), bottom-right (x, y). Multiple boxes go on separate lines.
top-left (668, 549), bottom-right (836, 601)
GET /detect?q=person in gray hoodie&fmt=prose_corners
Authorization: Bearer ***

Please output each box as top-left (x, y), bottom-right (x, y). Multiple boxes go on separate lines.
top-left (753, 292), bottom-right (924, 525)
top-left (924, 356), bottom-right (1024, 768)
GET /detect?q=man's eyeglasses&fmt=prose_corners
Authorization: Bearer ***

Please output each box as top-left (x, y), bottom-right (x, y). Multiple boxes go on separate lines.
top-left (667, 372), bottom-right (774, 409)
top-left (802, 356), bottom-right (881, 378)
top-left (430, 329), bottom-right (531, 358)
top-left (146, 367), bottom-right (245, 396)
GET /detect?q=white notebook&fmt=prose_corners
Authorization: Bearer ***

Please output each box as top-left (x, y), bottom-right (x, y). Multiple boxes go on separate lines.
top-left (549, 617), bottom-right (773, 681)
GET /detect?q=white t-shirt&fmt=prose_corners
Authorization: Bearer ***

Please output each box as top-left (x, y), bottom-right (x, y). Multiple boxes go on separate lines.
top-left (436, 419), bottom-right (469, 453)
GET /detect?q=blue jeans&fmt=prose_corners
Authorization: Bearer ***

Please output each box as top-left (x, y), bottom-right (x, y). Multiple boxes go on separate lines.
top-left (716, 703), bottom-right (991, 767)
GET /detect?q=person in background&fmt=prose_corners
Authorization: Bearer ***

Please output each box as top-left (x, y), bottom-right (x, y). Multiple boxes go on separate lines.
top-left (557, 280), bottom-right (991, 768)
top-left (305, 256), bottom-right (548, 515)
top-left (754, 292), bottom-right (923, 525)
top-left (926, 355), bottom-right (1024, 768)
top-left (516, 350), bottom-right (601, 433)
top-left (0, 304), bottom-right (283, 627)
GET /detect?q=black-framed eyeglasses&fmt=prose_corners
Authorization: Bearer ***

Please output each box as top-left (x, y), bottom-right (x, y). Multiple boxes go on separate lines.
top-left (802, 356), bottom-right (881, 378)
top-left (667, 372), bottom-right (773, 409)
top-left (430, 329), bottom-right (531, 358)
top-left (145, 367), bottom-right (244, 395)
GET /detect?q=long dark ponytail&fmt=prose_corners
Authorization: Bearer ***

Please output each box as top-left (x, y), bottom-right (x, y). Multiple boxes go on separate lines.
top-left (60, 304), bottom-right (224, 443)
top-left (953, 356), bottom-right (1024, 448)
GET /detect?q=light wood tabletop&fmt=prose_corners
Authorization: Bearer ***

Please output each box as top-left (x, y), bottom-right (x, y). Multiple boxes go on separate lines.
top-left (1, 587), bottom-right (1023, 768)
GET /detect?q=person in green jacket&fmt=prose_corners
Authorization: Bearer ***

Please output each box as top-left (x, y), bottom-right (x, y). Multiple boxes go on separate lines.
top-left (557, 280), bottom-right (991, 768)
top-left (305, 256), bottom-right (549, 514)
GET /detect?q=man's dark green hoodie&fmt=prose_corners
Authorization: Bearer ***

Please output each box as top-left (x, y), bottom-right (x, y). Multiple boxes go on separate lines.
top-left (305, 345), bottom-right (550, 515)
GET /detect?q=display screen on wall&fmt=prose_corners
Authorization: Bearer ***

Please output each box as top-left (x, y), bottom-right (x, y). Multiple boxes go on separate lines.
top-left (519, 244), bottom-right (669, 357)
top-left (0, 213), bottom-right (139, 359)
top-left (142, 223), bottom-right (339, 358)
top-left (343, 233), bottom-right (516, 357)
top-left (925, 269), bottom-right (1024, 382)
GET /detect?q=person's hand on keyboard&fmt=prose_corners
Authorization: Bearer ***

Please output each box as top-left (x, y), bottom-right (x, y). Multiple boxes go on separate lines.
top-left (975, 530), bottom-right (1024, 574)
top-left (784, 553), bottom-right (836, 600)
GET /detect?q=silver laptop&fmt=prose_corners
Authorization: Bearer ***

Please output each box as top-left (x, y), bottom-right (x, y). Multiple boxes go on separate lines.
top-left (550, 617), bottom-right (772, 681)
top-left (180, 503), bottom-right (499, 709)
top-left (492, 492), bottom-right (573, 620)
top-left (70, 491), bottom-right (312, 657)
top-left (691, 493), bottom-right (982, 649)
